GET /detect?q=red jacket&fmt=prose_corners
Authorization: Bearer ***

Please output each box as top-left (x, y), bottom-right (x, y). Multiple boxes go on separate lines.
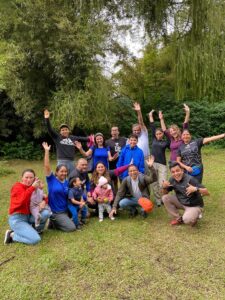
top-left (9, 182), bottom-right (36, 215)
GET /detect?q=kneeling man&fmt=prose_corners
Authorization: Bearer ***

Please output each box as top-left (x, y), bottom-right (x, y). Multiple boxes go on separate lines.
top-left (162, 161), bottom-right (209, 226)
top-left (110, 156), bottom-right (157, 218)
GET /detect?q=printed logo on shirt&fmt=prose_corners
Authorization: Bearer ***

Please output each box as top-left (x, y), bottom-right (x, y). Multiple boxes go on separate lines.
top-left (60, 138), bottom-right (74, 146)
top-left (115, 143), bottom-right (121, 153)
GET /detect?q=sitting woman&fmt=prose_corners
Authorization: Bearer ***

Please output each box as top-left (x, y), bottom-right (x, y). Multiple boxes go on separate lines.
top-left (42, 142), bottom-right (76, 232)
top-left (4, 169), bottom-right (50, 245)
top-left (149, 110), bottom-right (170, 206)
top-left (75, 133), bottom-right (115, 171)
top-left (177, 130), bottom-right (225, 183)
top-left (87, 161), bottom-right (130, 210)
top-left (159, 104), bottom-right (190, 161)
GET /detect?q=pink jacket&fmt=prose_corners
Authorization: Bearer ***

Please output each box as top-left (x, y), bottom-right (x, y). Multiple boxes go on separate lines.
top-left (92, 185), bottom-right (114, 202)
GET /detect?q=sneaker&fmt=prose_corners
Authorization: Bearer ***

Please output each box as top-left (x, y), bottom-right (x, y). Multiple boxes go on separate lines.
top-left (140, 210), bottom-right (148, 218)
top-left (170, 217), bottom-right (183, 226)
top-left (76, 224), bottom-right (82, 230)
top-left (99, 218), bottom-right (103, 222)
top-left (4, 230), bottom-right (13, 245)
top-left (110, 216), bottom-right (115, 221)
top-left (129, 208), bottom-right (138, 217)
top-left (198, 213), bottom-right (203, 219)
top-left (80, 219), bottom-right (86, 225)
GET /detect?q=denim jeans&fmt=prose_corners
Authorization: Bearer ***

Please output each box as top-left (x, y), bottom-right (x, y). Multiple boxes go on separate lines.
top-left (8, 210), bottom-right (50, 245)
top-left (68, 204), bottom-right (87, 226)
top-left (119, 197), bottom-right (140, 210)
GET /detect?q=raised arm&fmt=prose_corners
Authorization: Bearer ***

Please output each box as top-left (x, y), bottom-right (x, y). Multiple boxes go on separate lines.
top-left (74, 141), bottom-right (93, 157)
top-left (42, 142), bottom-right (52, 176)
top-left (44, 109), bottom-right (58, 139)
top-left (176, 156), bottom-right (193, 173)
top-left (159, 111), bottom-right (167, 132)
top-left (203, 133), bottom-right (225, 145)
top-left (183, 104), bottom-right (190, 124)
top-left (133, 102), bottom-right (147, 131)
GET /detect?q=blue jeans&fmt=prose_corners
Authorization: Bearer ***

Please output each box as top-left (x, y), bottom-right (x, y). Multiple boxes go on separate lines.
top-left (57, 160), bottom-right (75, 174)
top-left (9, 210), bottom-right (50, 245)
top-left (68, 204), bottom-right (87, 226)
top-left (119, 197), bottom-right (140, 211)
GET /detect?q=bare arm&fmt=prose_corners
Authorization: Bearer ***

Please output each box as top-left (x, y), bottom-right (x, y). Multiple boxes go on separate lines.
top-left (42, 142), bottom-right (51, 176)
top-left (148, 110), bottom-right (154, 123)
top-left (133, 102), bottom-right (147, 130)
top-left (74, 141), bottom-right (93, 157)
top-left (176, 156), bottom-right (193, 173)
top-left (203, 133), bottom-right (225, 145)
top-left (183, 104), bottom-right (190, 124)
top-left (159, 111), bottom-right (167, 132)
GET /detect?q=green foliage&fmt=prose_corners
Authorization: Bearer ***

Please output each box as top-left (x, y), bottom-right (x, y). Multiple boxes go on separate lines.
top-left (0, 0), bottom-right (115, 137)
top-left (0, 161), bottom-right (15, 177)
top-left (0, 136), bottom-right (42, 160)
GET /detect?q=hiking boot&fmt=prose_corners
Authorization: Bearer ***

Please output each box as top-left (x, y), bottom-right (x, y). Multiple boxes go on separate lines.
top-left (4, 230), bottom-right (13, 245)
top-left (170, 217), bottom-right (183, 226)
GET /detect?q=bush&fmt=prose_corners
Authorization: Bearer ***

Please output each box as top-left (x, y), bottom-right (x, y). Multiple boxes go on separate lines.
top-left (0, 136), bottom-right (42, 160)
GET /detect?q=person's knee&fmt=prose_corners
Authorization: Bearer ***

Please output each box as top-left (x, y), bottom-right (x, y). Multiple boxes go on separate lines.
top-left (28, 234), bottom-right (41, 245)
top-left (41, 209), bottom-right (51, 221)
top-left (162, 194), bottom-right (170, 204)
top-left (119, 199), bottom-right (127, 208)
top-left (182, 214), bottom-right (198, 225)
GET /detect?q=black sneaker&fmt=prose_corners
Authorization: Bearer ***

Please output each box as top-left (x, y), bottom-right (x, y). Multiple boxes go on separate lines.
top-left (140, 210), bottom-right (148, 218)
top-left (76, 224), bottom-right (82, 230)
top-left (4, 230), bottom-right (13, 245)
top-left (129, 208), bottom-right (138, 217)
top-left (80, 219), bottom-right (86, 225)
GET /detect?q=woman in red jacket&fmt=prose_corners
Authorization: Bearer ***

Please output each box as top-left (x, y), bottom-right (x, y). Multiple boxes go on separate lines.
top-left (4, 169), bottom-right (50, 245)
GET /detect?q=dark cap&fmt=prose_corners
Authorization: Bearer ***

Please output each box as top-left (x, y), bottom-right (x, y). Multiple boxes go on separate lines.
top-left (59, 124), bottom-right (70, 130)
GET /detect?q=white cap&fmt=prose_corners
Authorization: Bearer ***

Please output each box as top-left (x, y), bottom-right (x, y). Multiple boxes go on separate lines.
top-left (97, 176), bottom-right (108, 187)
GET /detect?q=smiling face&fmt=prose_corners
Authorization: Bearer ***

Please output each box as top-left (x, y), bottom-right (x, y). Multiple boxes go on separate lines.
top-left (21, 171), bottom-right (35, 186)
top-left (181, 130), bottom-right (192, 144)
top-left (132, 125), bottom-right (141, 136)
top-left (169, 125), bottom-right (181, 140)
top-left (56, 165), bottom-right (68, 181)
top-left (155, 129), bottom-right (164, 141)
top-left (96, 163), bottom-right (106, 176)
top-left (170, 165), bottom-right (184, 182)
top-left (111, 127), bottom-right (119, 139)
top-left (60, 127), bottom-right (70, 138)
top-left (128, 165), bottom-right (139, 180)
top-left (129, 137), bottom-right (138, 148)
top-left (95, 135), bottom-right (104, 147)
top-left (77, 159), bottom-right (88, 172)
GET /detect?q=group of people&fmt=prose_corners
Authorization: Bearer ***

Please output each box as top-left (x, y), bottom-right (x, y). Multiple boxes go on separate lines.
top-left (4, 103), bottom-right (225, 245)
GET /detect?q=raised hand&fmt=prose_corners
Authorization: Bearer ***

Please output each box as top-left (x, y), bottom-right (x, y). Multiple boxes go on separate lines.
top-left (44, 109), bottom-right (50, 118)
top-left (149, 110), bottom-right (155, 117)
top-left (146, 155), bottom-right (155, 167)
top-left (133, 102), bottom-right (141, 111)
top-left (158, 111), bottom-right (164, 120)
top-left (183, 104), bottom-right (190, 113)
top-left (42, 142), bottom-right (51, 151)
top-left (74, 141), bottom-right (82, 149)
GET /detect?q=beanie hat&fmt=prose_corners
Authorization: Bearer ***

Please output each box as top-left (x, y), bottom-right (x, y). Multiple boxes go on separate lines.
top-left (138, 197), bottom-right (154, 213)
top-left (97, 176), bottom-right (108, 187)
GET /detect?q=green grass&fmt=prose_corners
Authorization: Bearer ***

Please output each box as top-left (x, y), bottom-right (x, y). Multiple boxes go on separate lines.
top-left (1, 149), bottom-right (225, 300)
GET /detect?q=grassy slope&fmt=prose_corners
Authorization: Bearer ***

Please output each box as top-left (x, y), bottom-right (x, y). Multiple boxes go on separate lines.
top-left (0, 149), bottom-right (225, 300)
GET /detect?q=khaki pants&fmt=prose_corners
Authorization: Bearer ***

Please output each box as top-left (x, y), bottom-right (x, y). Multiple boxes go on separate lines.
top-left (151, 162), bottom-right (167, 205)
top-left (162, 194), bottom-right (202, 225)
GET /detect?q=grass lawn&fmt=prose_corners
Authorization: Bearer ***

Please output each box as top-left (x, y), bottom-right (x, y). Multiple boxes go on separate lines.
top-left (0, 148), bottom-right (225, 300)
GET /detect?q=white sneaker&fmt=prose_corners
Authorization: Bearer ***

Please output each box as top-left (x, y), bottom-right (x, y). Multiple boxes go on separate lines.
top-left (110, 216), bottom-right (115, 221)
top-left (99, 218), bottom-right (103, 222)
top-left (198, 213), bottom-right (203, 219)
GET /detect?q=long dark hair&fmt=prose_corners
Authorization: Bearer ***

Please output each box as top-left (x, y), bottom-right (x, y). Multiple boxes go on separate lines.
top-left (94, 133), bottom-right (106, 148)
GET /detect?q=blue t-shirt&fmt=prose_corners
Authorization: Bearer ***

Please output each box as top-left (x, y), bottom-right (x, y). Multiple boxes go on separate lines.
top-left (68, 186), bottom-right (84, 204)
top-left (91, 146), bottom-right (109, 169)
top-left (46, 173), bottom-right (69, 213)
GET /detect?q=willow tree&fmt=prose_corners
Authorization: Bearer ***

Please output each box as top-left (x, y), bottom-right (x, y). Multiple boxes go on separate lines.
top-left (0, 0), bottom-right (117, 136)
